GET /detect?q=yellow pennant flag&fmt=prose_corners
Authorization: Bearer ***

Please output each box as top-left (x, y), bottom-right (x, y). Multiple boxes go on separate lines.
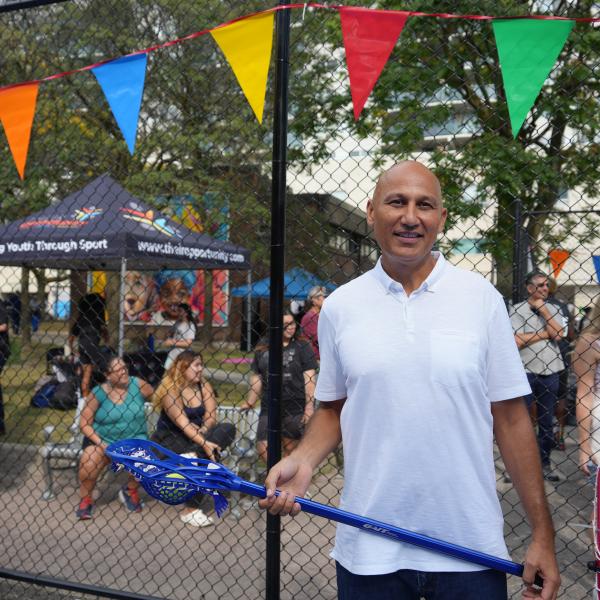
top-left (0, 83), bottom-right (39, 179)
top-left (211, 13), bottom-right (274, 124)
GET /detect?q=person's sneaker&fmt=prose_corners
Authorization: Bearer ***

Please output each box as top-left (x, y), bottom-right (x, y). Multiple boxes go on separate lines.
top-left (180, 509), bottom-right (214, 528)
top-left (119, 485), bottom-right (143, 512)
top-left (76, 497), bottom-right (93, 520)
top-left (543, 465), bottom-right (561, 482)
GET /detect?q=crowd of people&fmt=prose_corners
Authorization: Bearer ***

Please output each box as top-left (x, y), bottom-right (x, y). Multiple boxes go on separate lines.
top-left (257, 162), bottom-right (594, 599)
top-left (69, 290), bottom-right (323, 528)
top-left (2, 161), bottom-right (600, 597)
top-left (68, 161), bottom-right (600, 598)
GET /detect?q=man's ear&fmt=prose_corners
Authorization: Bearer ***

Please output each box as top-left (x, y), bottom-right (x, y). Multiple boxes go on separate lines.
top-left (437, 207), bottom-right (448, 233)
top-left (366, 199), bottom-right (375, 227)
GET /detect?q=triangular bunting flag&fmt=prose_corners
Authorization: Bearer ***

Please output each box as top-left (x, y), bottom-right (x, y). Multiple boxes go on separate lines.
top-left (92, 53), bottom-right (148, 155)
top-left (0, 83), bottom-right (39, 180)
top-left (340, 7), bottom-right (409, 120)
top-left (211, 13), bottom-right (274, 124)
top-left (548, 248), bottom-right (570, 279)
top-left (493, 19), bottom-right (574, 138)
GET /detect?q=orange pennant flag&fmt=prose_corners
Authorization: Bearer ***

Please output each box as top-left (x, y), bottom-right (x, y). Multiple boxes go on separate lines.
top-left (0, 83), bottom-right (39, 179)
top-left (548, 248), bottom-right (570, 279)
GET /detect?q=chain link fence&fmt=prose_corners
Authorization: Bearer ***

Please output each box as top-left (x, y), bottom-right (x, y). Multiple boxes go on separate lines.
top-left (0, 1), bottom-right (598, 599)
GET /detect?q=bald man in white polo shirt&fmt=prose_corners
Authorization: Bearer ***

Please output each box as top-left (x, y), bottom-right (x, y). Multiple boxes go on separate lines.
top-left (260, 162), bottom-right (560, 600)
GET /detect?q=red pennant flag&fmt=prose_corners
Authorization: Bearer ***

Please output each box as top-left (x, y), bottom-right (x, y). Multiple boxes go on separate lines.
top-left (340, 7), bottom-right (409, 120)
top-left (548, 248), bottom-right (570, 279)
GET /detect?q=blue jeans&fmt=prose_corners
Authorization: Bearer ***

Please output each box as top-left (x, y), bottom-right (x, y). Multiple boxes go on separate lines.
top-left (336, 563), bottom-right (507, 600)
top-left (525, 372), bottom-right (560, 467)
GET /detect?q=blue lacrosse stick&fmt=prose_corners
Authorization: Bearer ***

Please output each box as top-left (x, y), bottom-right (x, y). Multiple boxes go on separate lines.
top-left (106, 439), bottom-right (542, 588)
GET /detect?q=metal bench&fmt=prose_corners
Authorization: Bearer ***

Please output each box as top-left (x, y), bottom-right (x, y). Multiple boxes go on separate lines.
top-left (216, 405), bottom-right (260, 480)
top-left (216, 405), bottom-right (261, 518)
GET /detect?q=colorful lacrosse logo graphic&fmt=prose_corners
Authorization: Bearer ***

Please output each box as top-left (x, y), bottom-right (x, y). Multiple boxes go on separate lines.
top-left (19, 206), bottom-right (103, 229)
top-left (120, 203), bottom-right (181, 238)
top-left (74, 207), bottom-right (103, 222)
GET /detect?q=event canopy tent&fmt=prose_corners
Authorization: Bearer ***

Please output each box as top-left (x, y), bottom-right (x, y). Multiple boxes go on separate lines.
top-left (231, 267), bottom-right (336, 300)
top-left (0, 174), bottom-right (250, 354)
top-left (0, 174), bottom-right (250, 271)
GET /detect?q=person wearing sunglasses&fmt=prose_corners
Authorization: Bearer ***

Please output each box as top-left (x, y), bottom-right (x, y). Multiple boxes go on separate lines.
top-left (510, 270), bottom-right (568, 482)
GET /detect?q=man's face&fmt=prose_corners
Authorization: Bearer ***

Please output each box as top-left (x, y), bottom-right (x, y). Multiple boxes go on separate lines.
top-left (527, 276), bottom-right (550, 301)
top-left (367, 163), bottom-right (447, 268)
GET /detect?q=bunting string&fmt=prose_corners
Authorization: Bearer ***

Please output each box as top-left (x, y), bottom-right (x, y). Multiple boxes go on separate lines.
top-left (0, 2), bottom-right (597, 94)
top-left (0, 3), bottom-right (598, 178)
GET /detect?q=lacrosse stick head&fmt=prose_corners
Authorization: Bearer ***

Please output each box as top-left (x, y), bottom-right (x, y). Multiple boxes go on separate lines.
top-left (106, 439), bottom-right (238, 516)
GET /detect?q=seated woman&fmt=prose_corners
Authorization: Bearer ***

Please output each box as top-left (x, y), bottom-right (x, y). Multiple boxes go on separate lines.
top-left (151, 351), bottom-right (235, 527)
top-left (76, 352), bottom-right (154, 520)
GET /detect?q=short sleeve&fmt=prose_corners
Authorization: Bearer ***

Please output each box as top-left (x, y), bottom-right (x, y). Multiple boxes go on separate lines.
top-left (182, 323), bottom-right (196, 341)
top-left (298, 340), bottom-right (318, 372)
top-left (486, 298), bottom-right (531, 402)
top-left (547, 302), bottom-right (569, 335)
top-left (314, 308), bottom-right (347, 402)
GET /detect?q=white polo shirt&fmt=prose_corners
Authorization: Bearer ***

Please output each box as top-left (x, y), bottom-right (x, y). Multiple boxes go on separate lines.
top-left (315, 253), bottom-right (531, 575)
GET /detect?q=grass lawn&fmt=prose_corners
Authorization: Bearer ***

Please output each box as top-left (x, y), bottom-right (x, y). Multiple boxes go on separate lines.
top-left (3, 337), bottom-right (74, 446)
top-left (1, 322), bottom-right (254, 445)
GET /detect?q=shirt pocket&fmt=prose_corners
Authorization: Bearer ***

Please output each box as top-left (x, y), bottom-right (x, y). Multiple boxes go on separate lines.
top-left (430, 330), bottom-right (480, 389)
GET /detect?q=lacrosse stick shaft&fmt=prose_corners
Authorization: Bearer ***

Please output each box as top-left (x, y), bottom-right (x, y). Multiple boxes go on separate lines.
top-left (236, 480), bottom-right (542, 587)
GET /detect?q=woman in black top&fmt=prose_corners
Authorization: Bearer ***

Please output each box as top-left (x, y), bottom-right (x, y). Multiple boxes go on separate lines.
top-left (69, 293), bottom-right (108, 397)
top-left (240, 310), bottom-right (318, 462)
top-left (152, 350), bottom-right (235, 527)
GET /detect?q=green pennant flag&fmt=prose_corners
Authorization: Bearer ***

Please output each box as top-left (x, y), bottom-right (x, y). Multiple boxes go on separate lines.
top-left (492, 18), bottom-right (574, 138)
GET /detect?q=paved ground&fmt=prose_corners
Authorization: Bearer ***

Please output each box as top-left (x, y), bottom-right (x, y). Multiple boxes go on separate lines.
top-left (0, 424), bottom-right (595, 599)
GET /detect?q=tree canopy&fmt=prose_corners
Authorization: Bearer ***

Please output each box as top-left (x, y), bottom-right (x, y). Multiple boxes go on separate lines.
top-left (287, 0), bottom-right (600, 294)
top-left (0, 0), bottom-right (331, 280)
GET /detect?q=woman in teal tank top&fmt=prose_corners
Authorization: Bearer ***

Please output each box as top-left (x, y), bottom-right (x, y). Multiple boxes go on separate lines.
top-left (76, 353), bottom-right (154, 520)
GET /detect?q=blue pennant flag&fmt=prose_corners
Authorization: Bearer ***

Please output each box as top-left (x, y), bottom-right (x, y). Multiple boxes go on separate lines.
top-left (593, 256), bottom-right (600, 284)
top-left (92, 54), bottom-right (148, 155)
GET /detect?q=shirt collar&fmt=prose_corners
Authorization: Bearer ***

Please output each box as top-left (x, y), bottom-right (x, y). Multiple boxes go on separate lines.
top-left (372, 251), bottom-right (446, 294)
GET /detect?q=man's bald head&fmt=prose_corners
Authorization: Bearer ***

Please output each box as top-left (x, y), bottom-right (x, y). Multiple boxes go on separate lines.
top-left (372, 161), bottom-right (443, 206)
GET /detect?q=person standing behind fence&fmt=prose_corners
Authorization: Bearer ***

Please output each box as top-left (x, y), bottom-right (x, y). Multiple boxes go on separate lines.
top-left (162, 303), bottom-right (197, 370)
top-left (510, 271), bottom-right (567, 482)
top-left (151, 351), bottom-right (236, 527)
top-left (76, 352), bottom-right (154, 520)
top-left (0, 299), bottom-right (10, 435)
top-left (573, 296), bottom-right (600, 481)
top-left (260, 162), bottom-right (560, 600)
top-left (69, 293), bottom-right (109, 397)
top-left (300, 286), bottom-right (328, 361)
top-left (240, 311), bottom-right (317, 463)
